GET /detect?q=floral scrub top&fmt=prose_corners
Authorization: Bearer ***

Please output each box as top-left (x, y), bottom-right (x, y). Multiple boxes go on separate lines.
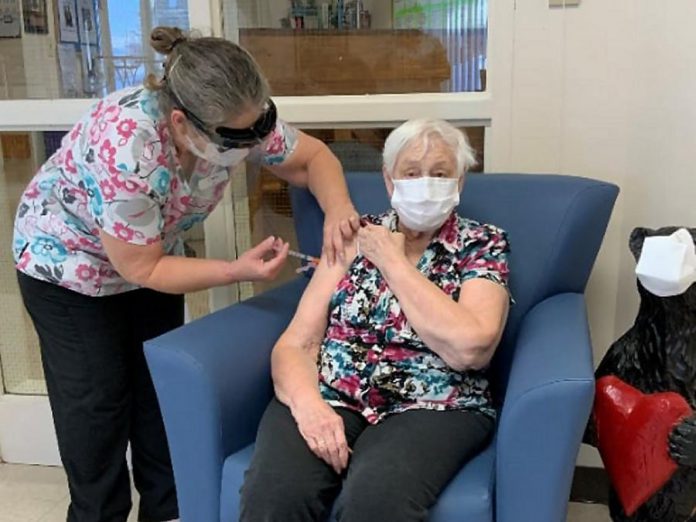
top-left (319, 210), bottom-right (511, 424)
top-left (13, 86), bottom-right (297, 296)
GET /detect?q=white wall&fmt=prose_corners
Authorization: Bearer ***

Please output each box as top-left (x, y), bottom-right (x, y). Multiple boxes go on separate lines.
top-left (487, 0), bottom-right (696, 467)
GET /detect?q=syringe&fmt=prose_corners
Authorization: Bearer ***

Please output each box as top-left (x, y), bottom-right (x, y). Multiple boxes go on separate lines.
top-left (273, 243), bottom-right (320, 266)
top-left (287, 249), bottom-right (320, 266)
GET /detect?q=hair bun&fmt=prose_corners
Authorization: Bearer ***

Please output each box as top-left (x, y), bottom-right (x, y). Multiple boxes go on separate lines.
top-left (150, 26), bottom-right (187, 56)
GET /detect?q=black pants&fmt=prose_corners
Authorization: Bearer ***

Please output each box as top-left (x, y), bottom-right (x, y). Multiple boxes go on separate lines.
top-left (18, 272), bottom-right (183, 522)
top-left (240, 398), bottom-right (494, 522)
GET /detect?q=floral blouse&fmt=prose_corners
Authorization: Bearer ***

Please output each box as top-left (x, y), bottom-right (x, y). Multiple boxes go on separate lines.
top-left (13, 86), bottom-right (297, 296)
top-left (319, 210), bottom-right (511, 424)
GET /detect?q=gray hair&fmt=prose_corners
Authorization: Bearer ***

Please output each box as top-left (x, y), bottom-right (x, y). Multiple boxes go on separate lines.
top-left (146, 26), bottom-right (270, 129)
top-left (382, 119), bottom-right (477, 176)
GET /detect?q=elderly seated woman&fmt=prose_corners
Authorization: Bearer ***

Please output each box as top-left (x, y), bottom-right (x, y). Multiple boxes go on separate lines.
top-left (239, 120), bottom-right (511, 522)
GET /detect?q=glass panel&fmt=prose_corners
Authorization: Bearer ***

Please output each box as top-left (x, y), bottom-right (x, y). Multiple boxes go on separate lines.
top-left (0, 130), bottom-right (209, 394)
top-left (0, 0), bottom-right (189, 100)
top-left (182, 222), bottom-right (211, 321)
top-left (0, 131), bottom-right (45, 394)
top-left (224, 0), bottom-right (488, 95)
top-left (239, 126), bottom-right (484, 298)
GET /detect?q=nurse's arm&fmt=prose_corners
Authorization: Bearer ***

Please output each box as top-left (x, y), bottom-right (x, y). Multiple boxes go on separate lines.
top-left (265, 130), bottom-right (360, 263)
top-left (100, 231), bottom-right (287, 294)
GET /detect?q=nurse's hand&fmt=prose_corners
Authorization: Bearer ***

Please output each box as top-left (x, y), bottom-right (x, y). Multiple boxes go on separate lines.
top-left (233, 236), bottom-right (289, 282)
top-left (323, 205), bottom-right (360, 266)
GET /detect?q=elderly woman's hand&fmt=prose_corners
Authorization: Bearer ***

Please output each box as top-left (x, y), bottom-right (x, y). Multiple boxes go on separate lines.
top-left (323, 204), bottom-right (360, 266)
top-left (357, 223), bottom-right (406, 271)
top-left (292, 396), bottom-right (351, 474)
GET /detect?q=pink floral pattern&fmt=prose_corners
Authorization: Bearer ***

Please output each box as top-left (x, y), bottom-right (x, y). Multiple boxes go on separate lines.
top-left (319, 210), bottom-right (511, 424)
top-left (116, 118), bottom-right (137, 143)
top-left (13, 86), bottom-right (298, 296)
top-left (75, 264), bottom-right (97, 282)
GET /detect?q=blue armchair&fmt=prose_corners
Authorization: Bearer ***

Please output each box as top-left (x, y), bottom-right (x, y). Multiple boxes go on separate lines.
top-left (145, 173), bottom-right (618, 522)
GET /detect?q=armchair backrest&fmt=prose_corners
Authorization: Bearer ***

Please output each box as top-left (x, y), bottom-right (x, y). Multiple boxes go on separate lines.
top-left (290, 172), bottom-right (618, 394)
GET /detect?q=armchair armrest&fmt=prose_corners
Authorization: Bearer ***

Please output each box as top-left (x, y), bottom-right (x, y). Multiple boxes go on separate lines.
top-left (495, 293), bottom-right (595, 522)
top-left (144, 277), bottom-right (307, 522)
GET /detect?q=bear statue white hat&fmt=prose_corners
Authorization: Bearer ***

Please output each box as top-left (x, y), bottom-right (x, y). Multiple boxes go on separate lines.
top-left (635, 228), bottom-right (696, 297)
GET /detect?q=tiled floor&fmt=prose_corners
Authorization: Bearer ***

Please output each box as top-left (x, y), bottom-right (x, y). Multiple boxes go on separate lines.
top-left (0, 464), bottom-right (138, 522)
top-left (0, 463), bottom-right (611, 522)
top-left (567, 502), bottom-right (611, 522)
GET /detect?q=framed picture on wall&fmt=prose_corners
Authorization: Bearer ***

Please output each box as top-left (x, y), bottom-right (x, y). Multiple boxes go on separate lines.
top-left (58, 0), bottom-right (79, 43)
top-left (0, 0), bottom-right (21, 38)
top-left (77, 0), bottom-right (97, 45)
top-left (22, 0), bottom-right (48, 34)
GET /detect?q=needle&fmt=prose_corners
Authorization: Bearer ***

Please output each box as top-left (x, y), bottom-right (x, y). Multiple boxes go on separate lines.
top-left (287, 249), bottom-right (320, 265)
top-left (272, 243), bottom-right (320, 266)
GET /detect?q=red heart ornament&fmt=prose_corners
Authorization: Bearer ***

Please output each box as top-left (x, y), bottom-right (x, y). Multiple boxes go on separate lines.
top-left (594, 376), bottom-right (693, 516)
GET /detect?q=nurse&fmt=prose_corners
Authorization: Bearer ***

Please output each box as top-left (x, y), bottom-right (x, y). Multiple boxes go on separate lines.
top-left (13, 26), bottom-right (359, 522)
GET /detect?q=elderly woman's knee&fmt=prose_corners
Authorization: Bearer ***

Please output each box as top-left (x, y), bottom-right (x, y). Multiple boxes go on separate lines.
top-left (336, 478), bottom-right (428, 522)
top-left (240, 468), bottom-right (331, 521)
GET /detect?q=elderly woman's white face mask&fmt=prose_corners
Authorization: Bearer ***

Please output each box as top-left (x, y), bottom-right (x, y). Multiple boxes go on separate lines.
top-left (387, 138), bottom-right (463, 232)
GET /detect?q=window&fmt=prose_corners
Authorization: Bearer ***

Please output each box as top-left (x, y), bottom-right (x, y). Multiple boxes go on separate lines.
top-left (224, 0), bottom-right (488, 96)
top-left (0, 0), bottom-right (190, 100)
top-left (0, 131), bottom-right (45, 393)
top-left (0, 130), bottom-right (208, 393)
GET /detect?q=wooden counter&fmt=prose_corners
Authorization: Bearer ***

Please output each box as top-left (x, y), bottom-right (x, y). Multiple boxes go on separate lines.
top-left (239, 29), bottom-right (451, 95)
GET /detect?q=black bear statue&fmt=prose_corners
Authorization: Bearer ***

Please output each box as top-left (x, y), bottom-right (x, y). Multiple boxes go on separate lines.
top-left (588, 226), bottom-right (696, 521)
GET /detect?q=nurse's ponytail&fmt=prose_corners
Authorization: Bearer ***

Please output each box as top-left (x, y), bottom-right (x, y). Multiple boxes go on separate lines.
top-left (150, 26), bottom-right (187, 56)
top-left (145, 26), bottom-right (188, 91)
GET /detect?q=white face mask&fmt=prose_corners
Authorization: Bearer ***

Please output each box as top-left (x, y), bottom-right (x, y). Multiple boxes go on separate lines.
top-left (185, 135), bottom-right (250, 167)
top-left (390, 176), bottom-right (460, 232)
top-left (635, 228), bottom-right (696, 297)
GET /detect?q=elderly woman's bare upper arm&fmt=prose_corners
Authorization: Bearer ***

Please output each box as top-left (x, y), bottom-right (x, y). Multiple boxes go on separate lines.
top-left (281, 244), bottom-right (357, 344)
top-left (457, 278), bottom-right (510, 336)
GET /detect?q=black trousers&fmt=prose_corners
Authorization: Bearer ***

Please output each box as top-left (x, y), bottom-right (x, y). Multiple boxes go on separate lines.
top-left (240, 398), bottom-right (495, 522)
top-left (18, 271), bottom-right (183, 522)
